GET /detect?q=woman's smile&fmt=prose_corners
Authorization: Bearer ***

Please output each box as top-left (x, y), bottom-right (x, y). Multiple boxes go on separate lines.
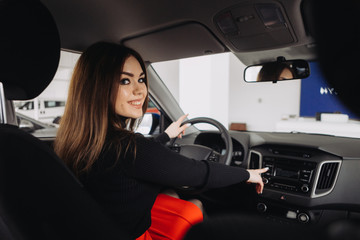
top-left (128, 99), bottom-right (144, 109)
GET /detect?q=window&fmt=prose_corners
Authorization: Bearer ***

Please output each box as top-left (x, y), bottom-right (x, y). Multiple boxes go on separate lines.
top-left (18, 101), bottom-right (34, 110)
top-left (44, 101), bottom-right (66, 108)
top-left (152, 53), bottom-right (360, 137)
top-left (14, 51), bottom-right (79, 131)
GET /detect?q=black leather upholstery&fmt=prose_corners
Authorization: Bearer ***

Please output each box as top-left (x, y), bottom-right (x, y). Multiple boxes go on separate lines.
top-left (184, 214), bottom-right (322, 240)
top-left (0, 0), bottom-right (130, 239)
top-left (310, 0), bottom-right (360, 118)
top-left (0, 124), bottom-right (130, 239)
top-left (0, 0), bottom-right (60, 100)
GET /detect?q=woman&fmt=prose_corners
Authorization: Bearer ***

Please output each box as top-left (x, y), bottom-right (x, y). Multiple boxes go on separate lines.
top-left (54, 42), bottom-right (268, 240)
top-left (257, 62), bottom-right (295, 81)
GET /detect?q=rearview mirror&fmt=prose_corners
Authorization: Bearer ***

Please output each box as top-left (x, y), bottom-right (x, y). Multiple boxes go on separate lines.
top-left (244, 59), bottom-right (310, 83)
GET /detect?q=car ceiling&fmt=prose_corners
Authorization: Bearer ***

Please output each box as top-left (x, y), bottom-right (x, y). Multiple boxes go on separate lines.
top-left (41, 0), bottom-right (316, 65)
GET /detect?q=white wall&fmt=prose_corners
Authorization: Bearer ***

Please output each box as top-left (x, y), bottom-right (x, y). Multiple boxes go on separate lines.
top-left (178, 54), bottom-right (230, 130)
top-left (209, 54), bottom-right (230, 129)
top-left (154, 53), bottom-right (301, 132)
top-left (228, 54), bottom-right (300, 131)
top-left (38, 51), bottom-right (79, 100)
top-left (179, 56), bottom-right (212, 118)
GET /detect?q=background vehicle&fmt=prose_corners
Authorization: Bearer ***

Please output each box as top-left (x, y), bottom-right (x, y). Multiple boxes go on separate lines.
top-left (1, 0), bottom-right (359, 239)
top-left (15, 98), bottom-right (65, 124)
top-left (16, 112), bottom-right (57, 139)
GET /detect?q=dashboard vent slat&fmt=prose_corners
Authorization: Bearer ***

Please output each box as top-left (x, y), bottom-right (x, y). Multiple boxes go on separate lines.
top-left (316, 162), bottom-right (339, 190)
top-left (249, 152), bottom-right (260, 169)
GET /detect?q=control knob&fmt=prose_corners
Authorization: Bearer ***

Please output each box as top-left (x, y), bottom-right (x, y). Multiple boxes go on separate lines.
top-left (256, 203), bottom-right (267, 213)
top-left (262, 177), bottom-right (269, 184)
top-left (301, 184), bottom-right (309, 193)
top-left (298, 213), bottom-right (310, 223)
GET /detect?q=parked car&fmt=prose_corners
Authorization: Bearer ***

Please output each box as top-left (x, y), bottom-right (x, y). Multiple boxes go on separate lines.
top-left (15, 98), bottom-right (65, 124)
top-left (16, 112), bottom-right (58, 139)
top-left (1, 0), bottom-right (360, 239)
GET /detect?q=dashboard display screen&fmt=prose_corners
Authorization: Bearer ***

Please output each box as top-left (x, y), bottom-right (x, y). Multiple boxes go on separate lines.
top-left (275, 167), bottom-right (299, 179)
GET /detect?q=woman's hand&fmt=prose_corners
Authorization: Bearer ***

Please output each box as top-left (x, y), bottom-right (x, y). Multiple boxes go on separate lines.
top-left (165, 114), bottom-right (189, 139)
top-left (246, 167), bottom-right (269, 194)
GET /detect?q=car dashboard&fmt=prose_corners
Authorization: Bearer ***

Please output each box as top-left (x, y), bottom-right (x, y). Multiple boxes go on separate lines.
top-left (177, 130), bottom-right (360, 225)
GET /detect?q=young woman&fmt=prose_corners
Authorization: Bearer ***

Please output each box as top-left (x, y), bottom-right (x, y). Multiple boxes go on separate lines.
top-left (257, 62), bottom-right (295, 81)
top-left (54, 42), bottom-right (268, 240)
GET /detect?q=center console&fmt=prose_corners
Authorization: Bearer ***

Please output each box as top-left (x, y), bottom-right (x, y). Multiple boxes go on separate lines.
top-left (248, 145), bottom-right (342, 225)
top-left (262, 156), bottom-right (317, 196)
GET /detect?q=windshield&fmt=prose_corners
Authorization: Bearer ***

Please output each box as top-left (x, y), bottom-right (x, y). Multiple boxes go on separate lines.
top-left (152, 53), bottom-right (360, 138)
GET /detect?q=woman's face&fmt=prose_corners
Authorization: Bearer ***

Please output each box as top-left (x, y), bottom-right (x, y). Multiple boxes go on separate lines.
top-left (115, 55), bottom-right (147, 118)
top-left (278, 67), bottom-right (294, 80)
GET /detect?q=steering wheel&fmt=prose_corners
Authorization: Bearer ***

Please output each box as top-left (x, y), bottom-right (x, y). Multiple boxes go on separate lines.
top-left (170, 117), bottom-right (233, 165)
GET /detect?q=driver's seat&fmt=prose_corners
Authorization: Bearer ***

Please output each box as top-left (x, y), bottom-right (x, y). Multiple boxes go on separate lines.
top-left (0, 0), bottom-right (130, 239)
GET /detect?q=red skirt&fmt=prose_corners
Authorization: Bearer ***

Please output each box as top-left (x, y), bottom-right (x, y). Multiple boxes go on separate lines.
top-left (136, 194), bottom-right (203, 240)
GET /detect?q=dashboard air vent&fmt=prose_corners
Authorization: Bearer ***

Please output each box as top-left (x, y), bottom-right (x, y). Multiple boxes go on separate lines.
top-left (316, 162), bottom-right (339, 190)
top-left (249, 151), bottom-right (260, 169)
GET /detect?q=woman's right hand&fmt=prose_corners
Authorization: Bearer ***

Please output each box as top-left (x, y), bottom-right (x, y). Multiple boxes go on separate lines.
top-left (246, 167), bottom-right (269, 194)
top-left (164, 114), bottom-right (189, 139)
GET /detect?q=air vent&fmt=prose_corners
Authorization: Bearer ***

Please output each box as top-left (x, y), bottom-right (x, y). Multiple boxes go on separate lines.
top-left (249, 151), bottom-right (261, 169)
top-left (316, 162), bottom-right (339, 189)
top-left (314, 161), bottom-right (340, 197)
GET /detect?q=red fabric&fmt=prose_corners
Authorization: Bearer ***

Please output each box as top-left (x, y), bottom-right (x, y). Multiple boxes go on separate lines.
top-left (137, 230), bottom-right (152, 240)
top-left (137, 194), bottom-right (203, 240)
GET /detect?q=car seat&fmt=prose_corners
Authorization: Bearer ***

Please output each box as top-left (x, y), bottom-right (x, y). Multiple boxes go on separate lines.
top-left (0, 0), bottom-right (130, 239)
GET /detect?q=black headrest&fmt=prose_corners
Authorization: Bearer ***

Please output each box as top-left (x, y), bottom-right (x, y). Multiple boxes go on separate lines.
top-left (0, 0), bottom-right (60, 100)
top-left (310, 0), bottom-right (360, 117)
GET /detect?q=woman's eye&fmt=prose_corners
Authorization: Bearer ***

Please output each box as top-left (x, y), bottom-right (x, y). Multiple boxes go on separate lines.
top-left (138, 78), bottom-right (145, 83)
top-left (119, 78), bottom-right (130, 85)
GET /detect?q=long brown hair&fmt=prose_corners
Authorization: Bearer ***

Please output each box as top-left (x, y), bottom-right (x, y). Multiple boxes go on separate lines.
top-left (54, 42), bottom-right (148, 176)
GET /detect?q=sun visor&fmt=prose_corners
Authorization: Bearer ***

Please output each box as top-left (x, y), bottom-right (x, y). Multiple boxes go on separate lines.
top-left (0, 0), bottom-right (60, 100)
top-left (123, 22), bottom-right (226, 62)
top-left (214, 2), bottom-right (296, 52)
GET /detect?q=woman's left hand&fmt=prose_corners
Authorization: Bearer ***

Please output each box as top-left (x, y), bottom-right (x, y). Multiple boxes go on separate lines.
top-left (165, 114), bottom-right (189, 139)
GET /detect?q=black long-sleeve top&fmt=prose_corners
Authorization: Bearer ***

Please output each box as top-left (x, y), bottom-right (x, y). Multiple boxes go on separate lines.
top-left (80, 132), bottom-right (250, 238)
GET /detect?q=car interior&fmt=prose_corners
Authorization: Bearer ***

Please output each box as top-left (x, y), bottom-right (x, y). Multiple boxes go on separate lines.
top-left (1, 0), bottom-right (360, 239)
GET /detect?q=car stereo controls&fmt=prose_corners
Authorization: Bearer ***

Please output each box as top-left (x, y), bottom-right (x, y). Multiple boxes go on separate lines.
top-left (262, 157), bottom-right (317, 195)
